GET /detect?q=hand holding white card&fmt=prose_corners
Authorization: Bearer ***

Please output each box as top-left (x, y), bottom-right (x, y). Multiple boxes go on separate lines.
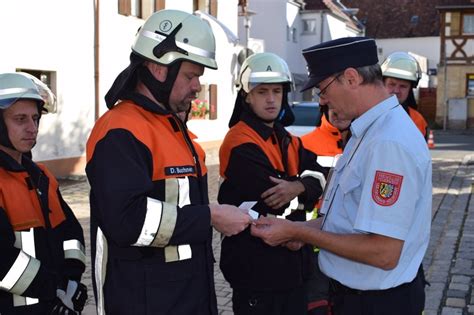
top-left (239, 201), bottom-right (259, 220)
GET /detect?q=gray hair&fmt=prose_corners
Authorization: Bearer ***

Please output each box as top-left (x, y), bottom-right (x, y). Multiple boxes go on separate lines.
top-left (355, 64), bottom-right (383, 85)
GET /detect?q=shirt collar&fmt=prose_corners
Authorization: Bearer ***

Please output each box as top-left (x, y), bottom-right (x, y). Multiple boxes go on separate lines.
top-left (350, 95), bottom-right (399, 138)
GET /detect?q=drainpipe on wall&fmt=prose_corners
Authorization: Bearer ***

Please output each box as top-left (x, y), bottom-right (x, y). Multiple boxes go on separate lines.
top-left (94, 0), bottom-right (100, 121)
top-left (443, 56), bottom-right (447, 131)
top-left (320, 11), bottom-right (324, 43)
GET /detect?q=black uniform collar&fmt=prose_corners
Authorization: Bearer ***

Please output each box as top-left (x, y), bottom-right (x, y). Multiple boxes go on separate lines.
top-left (120, 91), bottom-right (171, 116)
top-left (0, 150), bottom-right (33, 172)
top-left (240, 111), bottom-right (289, 141)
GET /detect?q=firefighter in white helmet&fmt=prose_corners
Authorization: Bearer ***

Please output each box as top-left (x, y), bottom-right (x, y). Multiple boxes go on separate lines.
top-left (0, 72), bottom-right (87, 314)
top-left (381, 52), bottom-right (429, 139)
top-left (86, 9), bottom-right (251, 315)
top-left (218, 52), bottom-right (326, 315)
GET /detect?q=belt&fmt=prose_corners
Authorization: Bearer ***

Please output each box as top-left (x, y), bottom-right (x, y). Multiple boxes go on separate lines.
top-left (328, 277), bottom-right (415, 296)
top-left (329, 264), bottom-right (425, 296)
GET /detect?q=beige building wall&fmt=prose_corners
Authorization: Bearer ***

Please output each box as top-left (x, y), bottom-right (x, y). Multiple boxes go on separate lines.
top-left (436, 64), bottom-right (474, 129)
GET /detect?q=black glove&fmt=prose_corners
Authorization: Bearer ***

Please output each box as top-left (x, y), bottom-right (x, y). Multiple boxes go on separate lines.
top-left (50, 280), bottom-right (87, 314)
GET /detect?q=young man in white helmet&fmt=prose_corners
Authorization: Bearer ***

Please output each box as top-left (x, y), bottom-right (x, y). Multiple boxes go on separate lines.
top-left (381, 52), bottom-right (429, 140)
top-left (218, 52), bottom-right (326, 315)
top-left (0, 72), bottom-right (87, 314)
top-left (86, 9), bottom-right (251, 315)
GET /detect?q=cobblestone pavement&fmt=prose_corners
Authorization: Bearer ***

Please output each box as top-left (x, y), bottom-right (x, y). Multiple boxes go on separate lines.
top-left (59, 154), bottom-right (474, 315)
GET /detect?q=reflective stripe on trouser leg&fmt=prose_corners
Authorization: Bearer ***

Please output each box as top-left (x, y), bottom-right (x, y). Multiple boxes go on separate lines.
top-left (95, 227), bottom-right (108, 315)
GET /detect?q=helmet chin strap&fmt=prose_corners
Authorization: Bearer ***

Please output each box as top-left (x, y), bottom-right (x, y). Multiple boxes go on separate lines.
top-left (0, 111), bottom-right (14, 150)
top-left (137, 61), bottom-right (182, 112)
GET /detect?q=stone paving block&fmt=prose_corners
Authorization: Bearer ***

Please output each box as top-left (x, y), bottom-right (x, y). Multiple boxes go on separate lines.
top-left (446, 297), bottom-right (466, 308)
top-left (428, 270), bottom-right (450, 282)
top-left (441, 307), bottom-right (464, 315)
top-left (449, 283), bottom-right (470, 291)
top-left (451, 274), bottom-right (471, 284)
top-left (458, 251), bottom-right (474, 260)
top-left (454, 258), bottom-right (472, 268)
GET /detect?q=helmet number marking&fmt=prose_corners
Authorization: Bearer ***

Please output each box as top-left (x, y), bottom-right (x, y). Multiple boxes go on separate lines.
top-left (159, 20), bottom-right (173, 33)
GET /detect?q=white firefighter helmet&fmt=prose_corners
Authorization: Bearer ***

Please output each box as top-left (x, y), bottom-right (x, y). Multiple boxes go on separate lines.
top-left (132, 9), bottom-right (217, 69)
top-left (381, 52), bottom-right (422, 87)
top-left (237, 52), bottom-right (294, 93)
top-left (0, 72), bottom-right (56, 113)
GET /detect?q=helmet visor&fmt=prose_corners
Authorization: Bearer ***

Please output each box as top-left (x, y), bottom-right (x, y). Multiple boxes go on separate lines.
top-left (0, 87), bottom-right (43, 109)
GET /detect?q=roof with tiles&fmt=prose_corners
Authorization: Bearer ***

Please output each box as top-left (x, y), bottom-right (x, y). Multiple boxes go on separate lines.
top-left (339, 0), bottom-right (474, 38)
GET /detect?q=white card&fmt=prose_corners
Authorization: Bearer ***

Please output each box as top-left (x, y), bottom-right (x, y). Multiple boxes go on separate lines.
top-left (248, 209), bottom-right (259, 220)
top-left (239, 201), bottom-right (259, 219)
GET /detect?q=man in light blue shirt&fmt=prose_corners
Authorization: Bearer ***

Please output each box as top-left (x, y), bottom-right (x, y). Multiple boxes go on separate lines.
top-left (251, 37), bottom-right (431, 315)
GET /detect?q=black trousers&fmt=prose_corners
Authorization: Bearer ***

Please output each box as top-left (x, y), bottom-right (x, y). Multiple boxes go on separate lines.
top-left (232, 285), bottom-right (306, 315)
top-left (306, 252), bottom-right (331, 315)
top-left (329, 267), bottom-right (426, 315)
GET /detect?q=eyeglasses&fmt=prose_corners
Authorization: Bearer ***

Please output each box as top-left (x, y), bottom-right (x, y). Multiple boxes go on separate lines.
top-left (316, 74), bottom-right (341, 98)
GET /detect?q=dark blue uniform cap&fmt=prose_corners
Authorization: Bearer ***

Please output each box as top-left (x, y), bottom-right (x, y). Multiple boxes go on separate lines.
top-left (301, 37), bottom-right (378, 92)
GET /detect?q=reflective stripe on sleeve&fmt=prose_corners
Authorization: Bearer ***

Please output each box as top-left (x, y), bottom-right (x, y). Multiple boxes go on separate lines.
top-left (132, 198), bottom-right (177, 247)
top-left (14, 229), bottom-right (36, 258)
top-left (177, 177), bottom-right (191, 207)
top-left (13, 294), bottom-right (38, 306)
top-left (165, 178), bottom-right (179, 205)
top-left (300, 170), bottom-right (327, 189)
top-left (164, 244), bottom-right (192, 262)
top-left (63, 240), bottom-right (86, 264)
top-left (133, 197), bottom-right (163, 247)
top-left (0, 251), bottom-right (40, 295)
top-left (165, 177), bottom-right (191, 208)
top-left (150, 202), bottom-right (177, 247)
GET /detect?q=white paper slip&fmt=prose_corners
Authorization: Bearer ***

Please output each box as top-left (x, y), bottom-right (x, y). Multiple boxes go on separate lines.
top-left (248, 209), bottom-right (259, 220)
top-left (239, 201), bottom-right (257, 210)
top-left (239, 201), bottom-right (259, 219)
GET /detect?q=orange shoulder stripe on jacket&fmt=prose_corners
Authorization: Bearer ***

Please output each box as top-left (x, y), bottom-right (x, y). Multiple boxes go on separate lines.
top-left (87, 101), bottom-right (207, 180)
top-left (219, 121), bottom-right (300, 179)
top-left (0, 165), bottom-right (65, 230)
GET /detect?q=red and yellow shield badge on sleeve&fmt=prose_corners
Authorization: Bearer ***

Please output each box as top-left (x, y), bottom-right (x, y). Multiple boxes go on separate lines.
top-left (372, 170), bottom-right (403, 206)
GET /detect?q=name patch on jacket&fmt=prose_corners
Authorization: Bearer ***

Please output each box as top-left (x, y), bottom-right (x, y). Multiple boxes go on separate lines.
top-left (372, 170), bottom-right (403, 206)
top-left (165, 165), bottom-right (196, 176)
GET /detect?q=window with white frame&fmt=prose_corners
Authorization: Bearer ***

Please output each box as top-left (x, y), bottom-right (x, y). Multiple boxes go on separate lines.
top-left (463, 14), bottom-right (474, 34)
